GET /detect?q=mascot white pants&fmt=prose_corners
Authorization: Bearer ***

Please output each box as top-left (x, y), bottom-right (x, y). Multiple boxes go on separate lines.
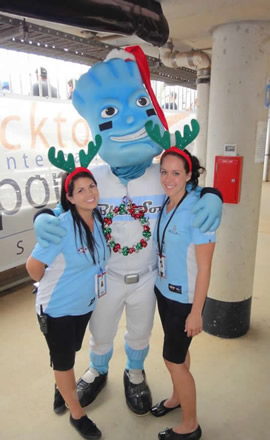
top-left (77, 163), bottom-right (166, 414)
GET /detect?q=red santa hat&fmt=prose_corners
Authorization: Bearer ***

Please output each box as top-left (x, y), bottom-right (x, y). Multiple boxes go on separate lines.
top-left (105, 45), bottom-right (168, 130)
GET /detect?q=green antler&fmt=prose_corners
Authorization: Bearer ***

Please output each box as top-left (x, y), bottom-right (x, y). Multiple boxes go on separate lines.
top-left (145, 119), bottom-right (200, 151)
top-left (175, 119), bottom-right (200, 149)
top-left (48, 135), bottom-right (102, 172)
top-left (145, 120), bottom-right (171, 149)
top-left (79, 134), bottom-right (102, 168)
top-left (48, 147), bottom-right (76, 173)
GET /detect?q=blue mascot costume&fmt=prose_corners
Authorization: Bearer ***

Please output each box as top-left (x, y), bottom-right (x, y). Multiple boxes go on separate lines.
top-left (35, 46), bottom-right (222, 415)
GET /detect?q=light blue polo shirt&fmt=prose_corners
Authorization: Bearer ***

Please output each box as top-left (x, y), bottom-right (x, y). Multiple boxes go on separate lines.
top-left (32, 210), bottom-right (110, 317)
top-left (154, 192), bottom-right (216, 304)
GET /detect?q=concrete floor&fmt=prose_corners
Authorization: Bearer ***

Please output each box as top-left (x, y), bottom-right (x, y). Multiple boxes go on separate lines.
top-left (1, 183), bottom-right (269, 440)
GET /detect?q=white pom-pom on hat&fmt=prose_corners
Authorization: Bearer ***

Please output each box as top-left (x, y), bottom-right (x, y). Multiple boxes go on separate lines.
top-left (105, 48), bottom-right (136, 62)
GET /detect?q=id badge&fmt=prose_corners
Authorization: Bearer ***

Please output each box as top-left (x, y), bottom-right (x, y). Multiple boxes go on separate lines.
top-left (158, 254), bottom-right (166, 278)
top-left (95, 268), bottom-right (107, 298)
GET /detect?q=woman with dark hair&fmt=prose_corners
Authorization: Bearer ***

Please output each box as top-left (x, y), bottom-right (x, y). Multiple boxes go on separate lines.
top-left (26, 168), bottom-right (109, 440)
top-left (151, 147), bottom-right (216, 440)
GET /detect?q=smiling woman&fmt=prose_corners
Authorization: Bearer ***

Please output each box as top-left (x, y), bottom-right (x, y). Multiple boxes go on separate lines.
top-left (26, 145), bottom-right (110, 439)
top-left (152, 145), bottom-right (215, 440)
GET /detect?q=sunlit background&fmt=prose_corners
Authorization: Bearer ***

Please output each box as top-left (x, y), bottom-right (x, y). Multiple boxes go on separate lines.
top-left (0, 48), bottom-right (197, 110)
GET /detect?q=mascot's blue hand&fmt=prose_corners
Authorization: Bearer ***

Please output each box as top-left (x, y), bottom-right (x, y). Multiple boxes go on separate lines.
top-left (53, 202), bottom-right (64, 217)
top-left (191, 193), bottom-right (222, 233)
top-left (34, 214), bottom-right (66, 248)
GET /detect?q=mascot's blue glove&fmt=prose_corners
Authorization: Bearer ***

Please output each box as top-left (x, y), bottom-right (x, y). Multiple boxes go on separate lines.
top-left (53, 202), bottom-right (64, 217)
top-left (192, 193), bottom-right (223, 232)
top-left (34, 214), bottom-right (67, 248)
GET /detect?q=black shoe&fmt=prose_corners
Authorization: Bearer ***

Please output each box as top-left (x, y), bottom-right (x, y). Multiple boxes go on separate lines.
top-left (151, 399), bottom-right (181, 417)
top-left (123, 369), bottom-right (152, 416)
top-left (77, 370), bottom-right (108, 408)
top-left (53, 385), bottom-right (66, 414)
top-left (158, 426), bottom-right (202, 440)
top-left (70, 415), bottom-right (102, 440)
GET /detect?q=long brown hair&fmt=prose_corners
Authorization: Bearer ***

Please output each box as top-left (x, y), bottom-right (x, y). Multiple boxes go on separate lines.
top-left (60, 171), bottom-right (104, 264)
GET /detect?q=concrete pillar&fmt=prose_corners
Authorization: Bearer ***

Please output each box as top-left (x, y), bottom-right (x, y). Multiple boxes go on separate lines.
top-left (203, 21), bottom-right (270, 337)
top-left (194, 68), bottom-right (211, 186)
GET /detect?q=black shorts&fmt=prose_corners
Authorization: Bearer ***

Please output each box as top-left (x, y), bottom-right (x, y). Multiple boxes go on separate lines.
top-left (41, 312), bottom-right (92, 371)
top-left (154, 286), bottom-right (193, 364)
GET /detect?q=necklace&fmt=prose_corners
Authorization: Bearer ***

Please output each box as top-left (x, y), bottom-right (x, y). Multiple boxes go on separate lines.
top-left (103, 197), bottom-right (151, 256)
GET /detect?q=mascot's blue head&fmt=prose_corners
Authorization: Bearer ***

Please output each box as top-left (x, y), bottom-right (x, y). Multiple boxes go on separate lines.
top-left (72, 46), bottom-right (166, 168)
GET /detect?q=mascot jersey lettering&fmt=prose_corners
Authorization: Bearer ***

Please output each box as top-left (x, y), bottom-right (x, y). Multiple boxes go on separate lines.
top-left (32, 211), bottom-right (109, 317)
top-left (154, 192), bottom-right (216, 304)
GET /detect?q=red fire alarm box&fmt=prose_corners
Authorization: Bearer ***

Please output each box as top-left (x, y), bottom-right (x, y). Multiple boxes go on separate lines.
top-left (213, 156), bottom-right (243, 204)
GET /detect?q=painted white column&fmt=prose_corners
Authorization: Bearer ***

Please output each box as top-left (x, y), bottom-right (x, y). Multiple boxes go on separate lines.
top-left (194, 68), bottom-right (211, 186)
top-left (204, 21), bottom-right (270, 337)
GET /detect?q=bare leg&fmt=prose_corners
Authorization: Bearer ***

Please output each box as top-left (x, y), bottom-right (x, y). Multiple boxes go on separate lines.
top-left (165, 352), bottom-right (198, 434)
top-left (54, 368), bottom-right (85, 419)
top-left (163, 350), bottom-right (190, 409)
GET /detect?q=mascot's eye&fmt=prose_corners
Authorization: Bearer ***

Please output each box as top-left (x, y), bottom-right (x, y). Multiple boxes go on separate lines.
top-left (136, 97), bottom-right (150, 107)
top-left (101, 107), bottom-right (118, 118)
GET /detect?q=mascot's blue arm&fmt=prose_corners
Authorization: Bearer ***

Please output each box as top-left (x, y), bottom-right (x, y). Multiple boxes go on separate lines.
top-left (187, 184), bottom-right (223, 232)
top-left (33, 203), bottom-right (66, 248)
top-left (192, 189), bottom-right (223, 232)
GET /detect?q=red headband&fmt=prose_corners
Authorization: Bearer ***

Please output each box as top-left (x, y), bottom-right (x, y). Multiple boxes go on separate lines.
top-left (161, 147), bottom-right (192, 172)
top-left (125, 46), bottom-right (169, 130)
top-left (65, 167), bottom-right (94, 193)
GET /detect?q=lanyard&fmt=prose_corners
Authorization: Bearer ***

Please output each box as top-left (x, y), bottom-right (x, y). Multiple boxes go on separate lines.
top-left (93, 216), bottom-right (106, 266)
top-left (157, 191), bottom-right (188, 257)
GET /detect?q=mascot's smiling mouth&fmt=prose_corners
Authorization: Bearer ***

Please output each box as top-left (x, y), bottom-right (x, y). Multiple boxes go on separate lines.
top-left (110, 127), bottom-right (147, 142)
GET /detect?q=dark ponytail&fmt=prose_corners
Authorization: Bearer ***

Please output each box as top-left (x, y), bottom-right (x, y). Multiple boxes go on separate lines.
top-left (184, 150), bottom-right (205, 189)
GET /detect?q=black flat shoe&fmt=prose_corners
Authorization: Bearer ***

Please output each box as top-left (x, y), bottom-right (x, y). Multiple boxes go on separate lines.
top-left (158, 425), bottom-right (202, 440)
top-left (151, 399), bottom-right (181, 417)
top-left (70, 415), bottom-right (102, 440)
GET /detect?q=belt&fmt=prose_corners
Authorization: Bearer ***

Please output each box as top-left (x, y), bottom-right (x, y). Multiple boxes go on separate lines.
top-left (107, 264), bottom-right (157, 284)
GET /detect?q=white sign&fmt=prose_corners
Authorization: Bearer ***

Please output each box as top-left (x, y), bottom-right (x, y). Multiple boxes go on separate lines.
top-left (0, 95), bottom-right (92, 271)
top-left (224, 144), bottom-right (237, 156)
